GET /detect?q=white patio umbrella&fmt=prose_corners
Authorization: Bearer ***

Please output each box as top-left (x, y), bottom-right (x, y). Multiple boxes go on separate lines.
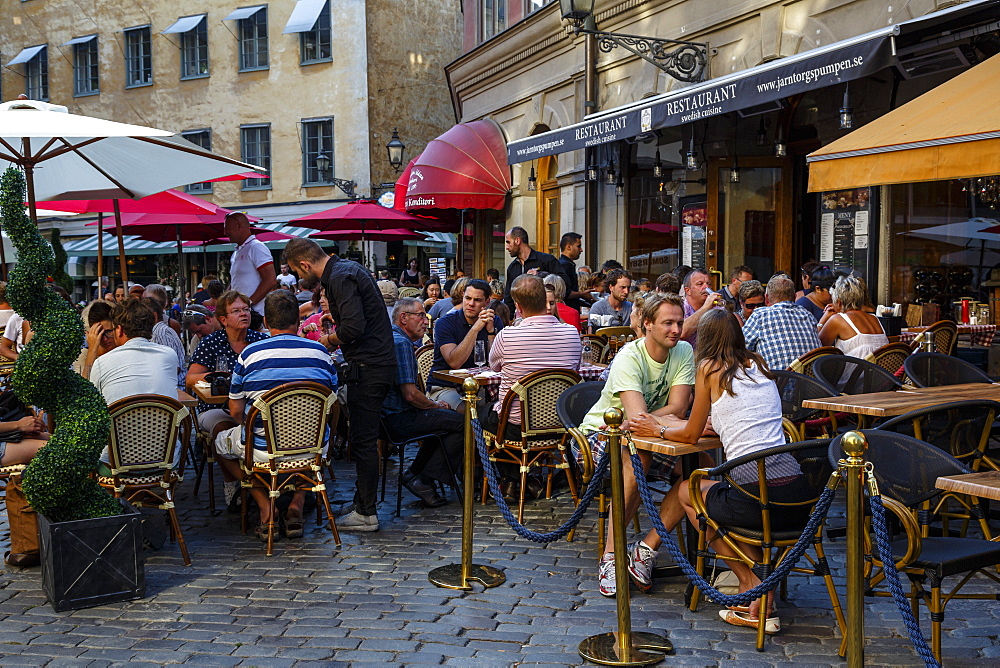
top-left (0, 99), bottom-right (262, 280)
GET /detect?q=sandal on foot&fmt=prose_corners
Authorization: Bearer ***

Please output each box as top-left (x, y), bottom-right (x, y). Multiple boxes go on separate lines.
top-left (718, 608), bottom-right (780, 634)
top-left (254, 522), bottom-right (276, 543)
top-left (284, 513), bottom-right (305, 539)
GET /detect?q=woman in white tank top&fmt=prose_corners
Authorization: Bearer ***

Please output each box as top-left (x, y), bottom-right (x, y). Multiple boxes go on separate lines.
top-left (624, 309), bottom-right (812, 633)
top-left (818, 275), bottom-right (887, 358)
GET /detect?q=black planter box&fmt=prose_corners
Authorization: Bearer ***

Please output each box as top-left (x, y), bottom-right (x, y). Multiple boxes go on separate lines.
top-left (38, 498), bottom-right (146, 612)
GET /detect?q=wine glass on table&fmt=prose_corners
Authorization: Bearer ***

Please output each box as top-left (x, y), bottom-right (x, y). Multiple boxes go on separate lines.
top-left (474, 340), bottom-right (487, 371)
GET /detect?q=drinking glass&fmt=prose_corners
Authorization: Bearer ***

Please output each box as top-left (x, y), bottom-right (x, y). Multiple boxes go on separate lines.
top-left (215, 357), bottom-right (230, 373)
top-left (474, 340), bottom-right (486, 369)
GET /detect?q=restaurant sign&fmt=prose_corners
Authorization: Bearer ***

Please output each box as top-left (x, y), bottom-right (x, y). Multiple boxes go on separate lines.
top-left (507, 32), bottom-right (894, 163)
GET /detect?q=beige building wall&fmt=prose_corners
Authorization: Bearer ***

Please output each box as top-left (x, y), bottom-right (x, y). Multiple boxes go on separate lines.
top-left (447, 0), bottom-right (953, 263)
top-left (1, 0), bottom-right (460, 211)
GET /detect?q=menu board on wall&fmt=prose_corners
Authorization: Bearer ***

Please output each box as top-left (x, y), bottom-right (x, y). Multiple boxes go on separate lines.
top-left (818, 188), bottom-right (872, 275)
top-left (428, 258), bottom-right (447, 280)
top-left (680, 197), bottom-right (707, 269)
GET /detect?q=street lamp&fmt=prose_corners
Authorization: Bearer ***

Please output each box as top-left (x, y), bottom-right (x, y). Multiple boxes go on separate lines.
top-left (560, 0), bottom-right (708, 82)
top-left (314, 153), bottom-right (359, 198)
top-left (386, 128), bottom-right (406, 172)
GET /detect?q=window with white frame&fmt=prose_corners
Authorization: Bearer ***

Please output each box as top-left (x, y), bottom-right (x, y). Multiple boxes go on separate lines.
top-left (526, 0), bottom-right (550, 15)
top-left (481, 0), bottom-right (506, 41)
top-left (300, 0), bottom-right (332, 64)
top-left (71, 38), bottom-right (99, 96)
top-left (241, 124), bottom-right (271, 189)
top-left (182, 130), bottom-right (213, 193)
top-left (239, 8), bottom-right (269, 71)
top-left (181, 17), bottom-right (209, 79)
top-left (25, 46), bottom-right (48, 100)
top-left (124, 26), bottom-right (152, 87)
top-left (301, 118), bottom-right (334, 186)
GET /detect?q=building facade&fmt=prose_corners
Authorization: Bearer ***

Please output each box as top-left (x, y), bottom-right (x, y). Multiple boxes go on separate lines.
top-left (447, 0), bottom-right (1000, 316)
top-left (1, 0), bottom-right (462, 285)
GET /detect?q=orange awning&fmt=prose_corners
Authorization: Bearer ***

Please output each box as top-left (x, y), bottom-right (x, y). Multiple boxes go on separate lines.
top-left (807, 53), bottom-right (1000, 192)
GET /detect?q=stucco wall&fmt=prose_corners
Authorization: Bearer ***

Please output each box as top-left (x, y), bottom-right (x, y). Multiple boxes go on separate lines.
top-left (366, 0), bottom-right (463, 192)
top-left (0, 0), bottom-right (458, 210)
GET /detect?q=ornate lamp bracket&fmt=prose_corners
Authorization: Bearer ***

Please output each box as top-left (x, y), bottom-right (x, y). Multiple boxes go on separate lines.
top-left (575, 28), bottom-right (708, 83)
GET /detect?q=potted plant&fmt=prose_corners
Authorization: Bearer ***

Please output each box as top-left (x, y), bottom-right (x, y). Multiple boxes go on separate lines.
top-left (0, 168), bottom-right (144, 611)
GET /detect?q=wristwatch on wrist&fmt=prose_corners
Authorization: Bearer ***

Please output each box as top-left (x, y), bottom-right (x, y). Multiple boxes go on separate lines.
top-left (658, 425), bottom-right (666, 439)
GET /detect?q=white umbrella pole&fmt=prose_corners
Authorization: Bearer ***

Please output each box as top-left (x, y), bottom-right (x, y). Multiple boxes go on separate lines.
top-left (176, 225), bottom-right (186, 309)
top-left (112, 200), bottom-right (128, 288)
top-left (97, 212), bottom-right (104, 297)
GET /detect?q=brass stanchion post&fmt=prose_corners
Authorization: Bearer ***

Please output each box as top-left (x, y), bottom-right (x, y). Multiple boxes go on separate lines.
top-left (429, 377), bottom-right (506, 590)
top-left (841, 431), bottom-right (867, 667)
top-left (579, 408), bottom-right (671, 666)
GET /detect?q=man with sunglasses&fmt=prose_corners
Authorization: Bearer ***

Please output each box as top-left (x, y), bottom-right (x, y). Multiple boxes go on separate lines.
top-left (742, 275), bottom-right (821, 370)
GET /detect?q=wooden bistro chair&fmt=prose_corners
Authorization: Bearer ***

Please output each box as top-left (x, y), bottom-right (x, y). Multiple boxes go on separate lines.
top-left (398, 287), bottom-right (420, 299)
top-left (595, 326), bottom-right (636, 363)
top-left (580, 335), bottom-right (608, 365)
top-left (909, 319), bottom-right (958, 355)
top-left (415, 343), bottom-right (434, 394)
top-left (239, 381), bottom-right (341, 556)
top-left (688, 439), bottom-right (845, 651)
top-left (787, 346), bottom-right (842, 378)
top-left (98, 394), bottom-right (192, 566)
top-left (482, 368), bottom-right (582, 523)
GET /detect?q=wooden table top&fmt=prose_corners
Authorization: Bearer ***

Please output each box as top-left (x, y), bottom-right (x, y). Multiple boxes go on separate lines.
top-left (176, 390), bottom-right (198, 408)
top-left (628, 434), bottom-right (723, 457)
top-left (936, 471), bottom-right (1000, 502)
top-left (191, 383), bottom-right (229, 405)
top-left (801, 383), bottom-right (1000, 417)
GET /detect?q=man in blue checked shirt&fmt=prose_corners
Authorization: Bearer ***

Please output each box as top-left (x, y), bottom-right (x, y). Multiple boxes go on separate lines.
top-left (742, 274), bottom-right (821, 370)
top-left (214, 290), bottom-right (338, 540)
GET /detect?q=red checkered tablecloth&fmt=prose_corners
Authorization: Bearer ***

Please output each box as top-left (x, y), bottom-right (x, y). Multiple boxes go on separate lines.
top-left (900, 324), bottom-right (996, 347)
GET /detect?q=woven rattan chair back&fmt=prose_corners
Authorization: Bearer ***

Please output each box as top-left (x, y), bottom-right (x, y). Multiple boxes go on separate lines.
top-left (580, 335), bottom-right (607, 365)
top-left (904, 351), bottom-right (991, 388)
top-left (415, 344), bottom-right (434, 393)
top-left (788, 346), bottom-right (843, 378)
top-left (107, 394), bottom-right (189, 473)
top-left (875, 400), bottom-right (1000, 472)
top-left (252, 382), bottom-right (335, 459)
top-left (513, 369), bottom-right (583, 436)
top-left (866, 342), bottom-right (911, 377)
top-left (398, 287), bottom-right (420, 299)
top-left (556, 381), bottom-right (605, 482)
top-left (909, 320), bottom-right (958, 355)
top-left (813, 354), bottom-right (902, 395)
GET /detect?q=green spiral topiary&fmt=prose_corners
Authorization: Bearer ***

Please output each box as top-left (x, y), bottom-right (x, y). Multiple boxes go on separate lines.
top-left (49, 228), bottom-right (75, 295)
top-left (0, 168), bottom-right (120, 521)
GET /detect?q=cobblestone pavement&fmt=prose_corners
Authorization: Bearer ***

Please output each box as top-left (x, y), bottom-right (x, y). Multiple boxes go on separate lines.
top-left (0, 456), bottom-right (998, 667)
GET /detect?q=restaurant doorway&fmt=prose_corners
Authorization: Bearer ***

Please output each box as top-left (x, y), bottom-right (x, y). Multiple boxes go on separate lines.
top-left (535, 155), bottom-right (560, 257)
top-left (706, 156), bottom-right (793, 285)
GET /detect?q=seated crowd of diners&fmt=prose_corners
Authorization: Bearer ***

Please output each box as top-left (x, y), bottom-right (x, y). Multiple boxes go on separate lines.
top-left (1, 233), bottom-right (898, 636)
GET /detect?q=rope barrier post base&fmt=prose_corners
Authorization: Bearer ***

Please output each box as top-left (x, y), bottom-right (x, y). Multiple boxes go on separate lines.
top-left (429, 377), bottom-right (505, 591)
top-left (578, 408), bottom-right (671, 666)
top-left (841, 431), bottom-right (867, 668)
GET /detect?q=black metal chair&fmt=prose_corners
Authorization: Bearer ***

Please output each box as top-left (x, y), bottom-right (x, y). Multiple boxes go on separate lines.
top-left (557, 381), bottom-right (606, 548)
top-left (771, 370), bottom-right (840, 441)
top-left (379, 419), bottom-right (461, 517)
top-left (904, 351), bottom-right (992, 388)
top-left (876, 400), bottom-right (1000, 474)
top-left (687, 438), bottom-right (844, 651)
top-left (813, 354), bottom-right (902, 396)
top-left (828, 431), bottom-right (1000, 662)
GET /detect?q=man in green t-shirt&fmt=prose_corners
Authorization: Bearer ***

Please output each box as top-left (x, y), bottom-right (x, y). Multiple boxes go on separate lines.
top-left (576, 293), bottom-right (695, 597)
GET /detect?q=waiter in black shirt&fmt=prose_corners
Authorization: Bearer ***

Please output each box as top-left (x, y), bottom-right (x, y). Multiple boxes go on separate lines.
top-left (503, 226), bottom-right (567, 312)
top-left (284, 239), bottom-right (395, 533)
top-left (557, 232), bottom-right (593, 311)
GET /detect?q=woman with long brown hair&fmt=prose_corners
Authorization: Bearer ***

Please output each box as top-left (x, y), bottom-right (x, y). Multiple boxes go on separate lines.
top-left (624, 308), bottom-right (812, 633)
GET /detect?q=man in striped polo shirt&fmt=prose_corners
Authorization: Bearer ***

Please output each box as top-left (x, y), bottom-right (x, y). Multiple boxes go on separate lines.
top-left (215, 290), bottom-right (338, 540)
top-left (484, 274), bottom-right (581, 440)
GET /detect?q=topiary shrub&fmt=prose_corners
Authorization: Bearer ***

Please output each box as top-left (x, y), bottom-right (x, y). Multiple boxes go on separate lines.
top-left (0, 168), bottom-right (120, 521)
top-left (49, 228), bottom-right (75, 295)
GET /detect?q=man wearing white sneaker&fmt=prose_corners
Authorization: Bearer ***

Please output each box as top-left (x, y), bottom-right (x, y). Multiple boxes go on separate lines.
top-left (575, 293), bottom-right (695, 596)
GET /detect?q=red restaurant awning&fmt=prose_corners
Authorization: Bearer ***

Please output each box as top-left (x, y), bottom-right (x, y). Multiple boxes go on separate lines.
top-left (403, 119), bottom-right (511, 212)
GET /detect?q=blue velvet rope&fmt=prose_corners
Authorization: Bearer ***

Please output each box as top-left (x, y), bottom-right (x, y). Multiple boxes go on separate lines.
top-left (472, 417), bottom-right (609, 543)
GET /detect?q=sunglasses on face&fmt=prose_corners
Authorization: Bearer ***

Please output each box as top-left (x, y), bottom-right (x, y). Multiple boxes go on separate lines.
top-left (743, 302), bottom-right (764, 309)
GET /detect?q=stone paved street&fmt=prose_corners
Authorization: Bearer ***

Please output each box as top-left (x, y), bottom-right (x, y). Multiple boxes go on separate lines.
top-left (0, 456), bottom-right (998, 667)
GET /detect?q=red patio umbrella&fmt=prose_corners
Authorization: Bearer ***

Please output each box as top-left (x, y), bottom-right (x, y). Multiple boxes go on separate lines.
top-left (309, 228), bottom-right (427, 242)
top-left (205, 171), bottom-right (268, 183)
top-left (39, 189), bottom-right (220, 295)
top-left (182, 229), bottom-right (296, 246)
top-left (291, 199), bottom-right (443, 232)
